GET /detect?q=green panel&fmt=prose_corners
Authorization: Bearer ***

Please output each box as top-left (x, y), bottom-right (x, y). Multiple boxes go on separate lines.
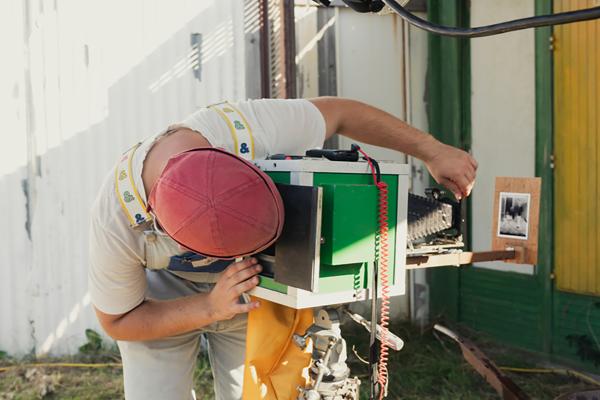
top-left (265, 171), bottom-right (291, 184)
top-left (427, 0), bottom-right (470, 321)
top-left (314, 173), bottom-right (398, 289)
top-left (319, 184), bottom-right (377, 265)
top-left (427, 1), bottom-right (555, 359)
top-left (535, 0), bottom-right (554, 354)
top-left (427, 0), bottom-right (471, 150)
top-left (258, 276), bottom-right (288, 294)
top-left (452, 0), bottom-right (554, 354)
top-left (318, 262), bottom-right (366, 293)
top-left (459, 268), bottom-right (545, 351)
top-left (258, 171), bottom-right (401, 297)
top-left (553, 291), bottom-right (600, 371)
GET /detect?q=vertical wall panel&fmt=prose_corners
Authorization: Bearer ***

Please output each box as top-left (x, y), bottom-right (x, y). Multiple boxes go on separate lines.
top-left (0, 0), bottom-right (35, 356)
top-left (0, 0), bottom-right (254, 355)
top-left (554, 0), bottom-right (600, 295)
top-left (335, 8), bottom-right (408, 164)
top-left (470, 0), bottom-right (536, 274)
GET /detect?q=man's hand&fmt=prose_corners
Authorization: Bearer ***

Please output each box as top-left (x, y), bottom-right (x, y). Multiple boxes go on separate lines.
top-left (422, 140), bottom-right (478, 200)
top-left (207, 258), bottom-right (262, 321)
top-left (309, 97), bottom-right (478, 200)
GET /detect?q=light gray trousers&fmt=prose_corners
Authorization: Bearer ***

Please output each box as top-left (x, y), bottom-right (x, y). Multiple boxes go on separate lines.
top-left (117, 269), bottom-right (247, 400)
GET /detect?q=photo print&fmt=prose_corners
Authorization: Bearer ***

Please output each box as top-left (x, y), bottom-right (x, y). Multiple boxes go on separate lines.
top-left (497, 192), bottom-right (530, 240)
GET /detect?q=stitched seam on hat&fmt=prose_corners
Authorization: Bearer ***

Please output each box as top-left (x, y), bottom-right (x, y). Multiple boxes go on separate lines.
top-left (170, 203), bottom-right (212, 237)
top-left (208, 151), bottom-right (225, 252)
top-left (213, 176), bottom-right (263, 202)
top-left (159, 177), bottom-right (209, 203)
top-left (217, 203), bottom-right (275, 234)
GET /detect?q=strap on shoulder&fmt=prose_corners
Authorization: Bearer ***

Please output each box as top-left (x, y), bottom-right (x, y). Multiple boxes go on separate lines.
top-left (114, 142), bottom-right (153, 229)
top-left (208, 101), bottom-right (255, 160)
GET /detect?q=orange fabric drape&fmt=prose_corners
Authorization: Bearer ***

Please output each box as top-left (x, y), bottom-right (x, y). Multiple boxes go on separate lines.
top-left (243, 298), bottom-right (314, 399)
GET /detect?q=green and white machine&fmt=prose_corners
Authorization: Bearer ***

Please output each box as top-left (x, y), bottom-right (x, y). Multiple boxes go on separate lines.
top-left (249, 157), bottom-right (409, 309)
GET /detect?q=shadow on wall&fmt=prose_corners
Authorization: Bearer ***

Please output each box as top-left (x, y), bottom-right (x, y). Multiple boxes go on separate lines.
top-left (0, 1), bottom-right (256, 356)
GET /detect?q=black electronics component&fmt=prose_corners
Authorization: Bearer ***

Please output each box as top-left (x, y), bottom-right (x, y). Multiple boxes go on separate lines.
top-left (305, 148), bottom-right (359, 162)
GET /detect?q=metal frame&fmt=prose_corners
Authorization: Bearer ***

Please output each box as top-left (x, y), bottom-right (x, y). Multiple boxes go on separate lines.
top-left (250, 283), bottom-right (407, 309)
top-left (290, 171), bottom-right (322, 293)
top-left (253, 159), bottom-right (410, 175)
top-left (534, 0), bottom-right (554, 355)
top-left (249, 159), bottom-right (410, 308)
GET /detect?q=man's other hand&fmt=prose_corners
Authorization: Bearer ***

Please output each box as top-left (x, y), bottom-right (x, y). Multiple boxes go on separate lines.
top-left (207, 258), bottom-right (262, 321)
top-left (423, 141), bottom-right (478, 200)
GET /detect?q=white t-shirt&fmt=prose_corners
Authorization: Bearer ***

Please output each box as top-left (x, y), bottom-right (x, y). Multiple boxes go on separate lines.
top-left (89, 99), bottom-right (326, 315)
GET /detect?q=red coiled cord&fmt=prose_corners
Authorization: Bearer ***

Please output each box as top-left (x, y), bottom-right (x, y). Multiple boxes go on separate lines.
top-left (375, 180), bottom-right (390, 399)
top-left (356, 147), bottom-right (391, 399)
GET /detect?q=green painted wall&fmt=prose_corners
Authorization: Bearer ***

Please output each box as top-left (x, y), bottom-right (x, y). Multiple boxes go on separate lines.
top-left (426, 0), bottom-right (555, 356)
top-left (553, 291), bottom-right (600, 369)
top-left (459, 268), bottom-right (545, 352)
top-left (427, 0), bottom-right (600, 372)
top-left (426, 0), bottom-right (470, 321)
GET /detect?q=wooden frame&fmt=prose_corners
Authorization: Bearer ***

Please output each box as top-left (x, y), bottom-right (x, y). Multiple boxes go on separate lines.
top-left (491, 177), bottom-right (542, 265)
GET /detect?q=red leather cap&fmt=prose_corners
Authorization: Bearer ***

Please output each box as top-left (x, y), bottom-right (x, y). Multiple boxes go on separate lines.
top-left (147, 148), bottom-right (284, 259)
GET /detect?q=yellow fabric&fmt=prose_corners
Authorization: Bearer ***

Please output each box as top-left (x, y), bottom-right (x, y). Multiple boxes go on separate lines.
top-left (243, 298), bottom-right (314, 400)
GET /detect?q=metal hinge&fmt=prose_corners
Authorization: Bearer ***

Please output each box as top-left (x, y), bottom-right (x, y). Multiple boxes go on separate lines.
top-left (549, 154), bottom-right (555, 169)
top-left (549, 35), bottom-right (555, 51)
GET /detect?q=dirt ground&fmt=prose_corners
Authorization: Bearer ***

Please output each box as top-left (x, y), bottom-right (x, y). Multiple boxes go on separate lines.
top-left (1, 322), bottom-right (598, 399)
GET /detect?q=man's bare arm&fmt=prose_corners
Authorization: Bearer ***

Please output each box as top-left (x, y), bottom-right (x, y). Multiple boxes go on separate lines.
top-left (310, 97), bottom-right (478, 199)
top-left (95, 258), bottom-right (261, 341)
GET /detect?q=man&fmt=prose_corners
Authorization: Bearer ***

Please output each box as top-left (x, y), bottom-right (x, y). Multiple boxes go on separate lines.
top-left (89, 97), bottom-right (477, 399)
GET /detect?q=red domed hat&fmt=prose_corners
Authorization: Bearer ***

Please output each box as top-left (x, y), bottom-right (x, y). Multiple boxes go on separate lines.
top-left (147, 148), bottom-right (284, 259)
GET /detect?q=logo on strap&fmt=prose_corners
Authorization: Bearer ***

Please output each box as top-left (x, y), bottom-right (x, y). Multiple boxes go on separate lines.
top-left (209, 102), bottom-right (255, 160)
top-left (114, 142), bottom-right (153, 229)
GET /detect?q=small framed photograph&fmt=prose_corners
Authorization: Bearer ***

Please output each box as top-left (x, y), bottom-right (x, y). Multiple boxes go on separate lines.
top-left (491, 177), bottom-right (541, 265)
top-left (497, 192), bottom-right (531, 240)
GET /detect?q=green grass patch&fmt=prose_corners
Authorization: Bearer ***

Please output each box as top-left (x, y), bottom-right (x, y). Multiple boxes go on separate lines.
top-left (1, 324), bottom-right (597, 399)
top-left (344, 322), bottom-right (597, 399)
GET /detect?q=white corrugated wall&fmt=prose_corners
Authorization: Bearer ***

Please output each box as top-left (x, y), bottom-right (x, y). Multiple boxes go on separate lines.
top-left (0, 0), bottom-right (259, 355)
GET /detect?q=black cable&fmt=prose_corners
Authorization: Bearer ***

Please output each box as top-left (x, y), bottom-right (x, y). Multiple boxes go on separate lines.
top-left (382, 0), bottom-right (600, 38)
top-left (351, 144), bottom-right (381, 182)
top-left (369, 259), bottom-right (380, 400)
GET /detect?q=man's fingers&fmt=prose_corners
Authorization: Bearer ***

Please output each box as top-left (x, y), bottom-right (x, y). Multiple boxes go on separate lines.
top-left (452, 174), bottom-right (470, 197)
top-left (223, 257), bottom-right (257, 278)
top-left (229, 264), bottom-right (262, 285)
top-left (233, 301), bottom-right (261, 315)
top-left (440, 178), bottom-right (462, 200)
top-left (464, 164), bottom-right (476, 182)
top-left (232, 276), bottom-right (260, 297)
top-left (470, 156), bottom-right (479, 170)
top-left (464, 170), bottom-right (475, 189)
top-left (465, 177), bottom-right (476, 196)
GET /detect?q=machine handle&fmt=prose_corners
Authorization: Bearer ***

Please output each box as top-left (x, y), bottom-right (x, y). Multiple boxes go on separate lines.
top-left (344, 310), bottom-right (404, 351)
top-left (305, 148), bottom-right (359, 162)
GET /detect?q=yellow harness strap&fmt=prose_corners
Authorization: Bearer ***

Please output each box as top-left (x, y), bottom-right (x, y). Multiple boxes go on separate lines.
top-left (114, 143), bottom-right (153, 229)
top-left (243, 298), bottom-right (314, 400)
top-left (209, 102), bottom-right (256, 160)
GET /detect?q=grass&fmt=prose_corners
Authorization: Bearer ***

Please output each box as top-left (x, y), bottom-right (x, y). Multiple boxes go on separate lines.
top-left (1, 323), bottom-right (598, 399)
top-left (345, 322), bottom-right (597, 400)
